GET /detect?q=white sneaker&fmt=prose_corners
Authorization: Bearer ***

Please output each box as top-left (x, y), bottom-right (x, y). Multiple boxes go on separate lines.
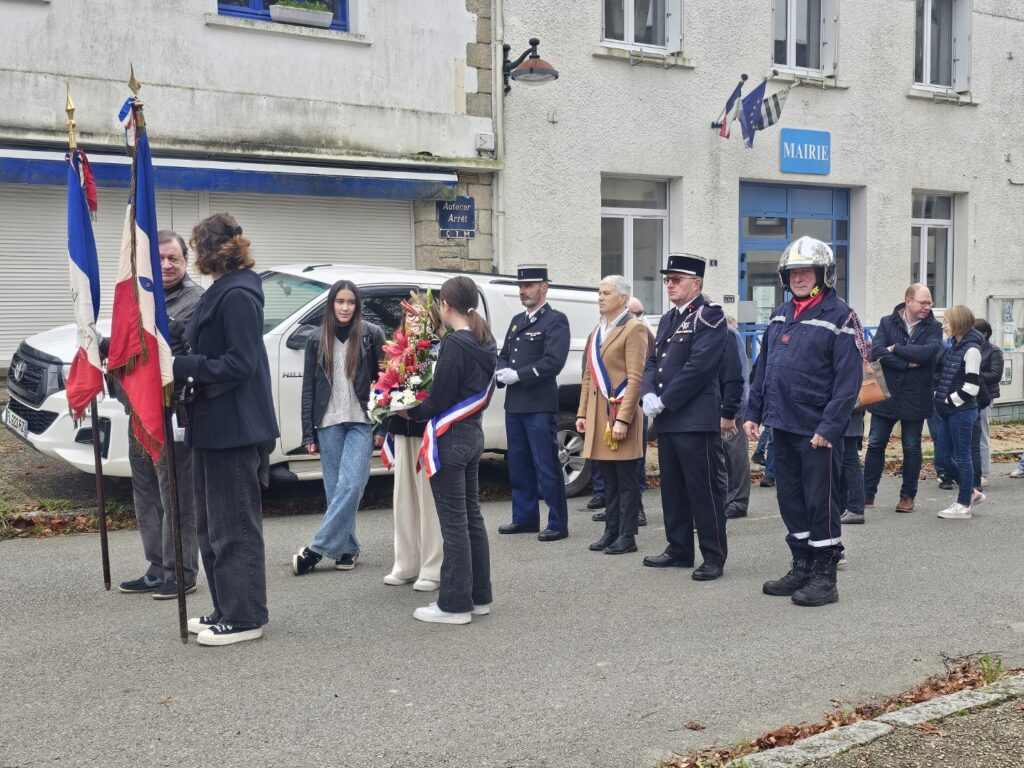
top-left (413, 578), bottom-right (439, 592)
top-left (471, 604), bottom-right (491, 616)
top-left (383, 573), bottom-right (415, 586)
top-left (413, 602), bottom-right (471, 625)
top-left (196, 623), bottom-right (265, 646)
top-left (971, 490), bottom-right (986, 506)
top-left (836, 557), bottom-right (848, 569)
top-left (938, 503), bottom-right (972, 520)
top-left (980, 476), bottom-right (989, 487)
top-left (1011, 467), bottom-right (1024, 479)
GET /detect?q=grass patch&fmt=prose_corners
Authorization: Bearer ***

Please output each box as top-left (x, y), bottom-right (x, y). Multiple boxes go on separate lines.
top-left (0, 501), bottom-right (136, 540)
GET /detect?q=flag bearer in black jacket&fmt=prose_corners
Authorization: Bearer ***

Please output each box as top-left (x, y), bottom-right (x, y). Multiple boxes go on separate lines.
top-left (495, 265), bottom-right (572, 542)
top-left (744, 237), bottom-right (862, 607)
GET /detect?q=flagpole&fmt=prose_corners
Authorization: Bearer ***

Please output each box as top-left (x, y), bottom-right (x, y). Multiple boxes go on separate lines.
top-left (127, 68), bottom-right (188, 643)
top-left (67, 86), bottom-right (112, 591)
top-left (711, 73), bottom-right (748, 130)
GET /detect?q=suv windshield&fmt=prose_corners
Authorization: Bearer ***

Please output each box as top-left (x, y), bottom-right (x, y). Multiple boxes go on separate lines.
top-left (261, 272), bottom-right (329, 333)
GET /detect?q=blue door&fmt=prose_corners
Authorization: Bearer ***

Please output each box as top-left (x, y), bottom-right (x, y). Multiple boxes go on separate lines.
top-left (738, 183), bottom-right (849, 329)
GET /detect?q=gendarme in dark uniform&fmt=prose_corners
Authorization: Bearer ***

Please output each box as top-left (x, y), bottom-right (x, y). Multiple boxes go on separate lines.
top-left (641, 254), bottom-right (729, 580)
top-left (496, 265), bottom-right (571, 541)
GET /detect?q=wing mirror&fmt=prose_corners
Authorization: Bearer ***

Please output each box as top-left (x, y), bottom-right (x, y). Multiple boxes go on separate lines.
top-left (286, 324), bottom-right (318, 350)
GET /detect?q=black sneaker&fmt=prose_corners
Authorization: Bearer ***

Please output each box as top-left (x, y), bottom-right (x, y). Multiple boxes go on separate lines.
top-left (187, 614), bottom-right (218, 634)
top-left (335, 552), bottom-right (359, 571)
top-left (751, 450), bottom-right (766, 466)
top-left (118, 574), bottom-right (163, 593)
top-left (591, 511), bottom-right (607, 522)
top-left (196, 622), bottom-right (264, 647)
top-left (153, 581), bottom-right (198, 600)
top-left (938, 478), bottom-right (955, 490)
top-left (292, 547), bottom-right (322, 576)
top-left (759, 476), bottom-right (776, 488)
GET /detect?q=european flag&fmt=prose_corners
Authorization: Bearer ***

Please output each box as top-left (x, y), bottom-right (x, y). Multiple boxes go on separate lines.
top-left (737, 78), bottom-right (767, 148)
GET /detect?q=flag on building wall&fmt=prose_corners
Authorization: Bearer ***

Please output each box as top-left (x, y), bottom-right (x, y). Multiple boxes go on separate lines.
top-left (65, 149), bottom-right (103, 421)
top-left (106, 97), bottom-right (173, 462)
top-left (737, 78), bottom-right (767, 148)
top-left (717, 77), bottom-right (746, 138)
top-left (755, 85), bottom-right (792, 131)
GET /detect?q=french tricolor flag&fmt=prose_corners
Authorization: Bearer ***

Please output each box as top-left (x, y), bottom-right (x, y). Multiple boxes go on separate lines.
top-left (106, 98), bottom-right (173, 462)
top-left (65, 149), bottom-right (103, 422)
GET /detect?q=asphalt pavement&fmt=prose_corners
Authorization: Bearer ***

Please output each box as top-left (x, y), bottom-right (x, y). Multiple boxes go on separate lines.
top-left (2, 468), bottom-right (1024, 768)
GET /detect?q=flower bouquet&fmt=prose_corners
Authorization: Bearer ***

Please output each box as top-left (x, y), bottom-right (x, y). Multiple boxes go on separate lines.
top-left (367, 290), bottom-right (442, 425)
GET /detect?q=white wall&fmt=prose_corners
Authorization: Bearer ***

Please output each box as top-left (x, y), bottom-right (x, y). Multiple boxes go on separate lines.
top-left (501, 0), bottom-right (1024, 325)
top-left (0, 0), bottom-right (492, 162)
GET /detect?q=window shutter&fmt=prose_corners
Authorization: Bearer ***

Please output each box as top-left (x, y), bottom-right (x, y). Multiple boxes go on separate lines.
top-left (665, 0), bottom-right (684, 54)
top-left (819, 0), bottom-right (839, 76)
top-left (952, 0), bottom-right (972, 93)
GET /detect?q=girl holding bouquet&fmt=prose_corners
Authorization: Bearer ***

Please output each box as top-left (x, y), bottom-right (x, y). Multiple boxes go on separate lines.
top-left (382, 297), bottom-right (444, 593)
top-left (402, 276), bottom-right (497, 624)
top-left (292, 280), bottom-right (385, 575)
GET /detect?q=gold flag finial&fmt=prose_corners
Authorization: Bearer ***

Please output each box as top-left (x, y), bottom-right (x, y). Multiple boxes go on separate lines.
top-left (128, 65), bottom-right (141, 97)
top-left (66, 83), bottom-right (78, 151)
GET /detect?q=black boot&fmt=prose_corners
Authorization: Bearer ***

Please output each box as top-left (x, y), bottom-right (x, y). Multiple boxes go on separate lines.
top-left (762, 554), bottom-right (813, 596)
top-left (589, 531), bottom-right (616, 551)
top-left (791, 554), bottom-right (839, 607)
top-left (603, 534), bottom-right (637, 554)
top-left (637, 499), bottom-right (647, 527)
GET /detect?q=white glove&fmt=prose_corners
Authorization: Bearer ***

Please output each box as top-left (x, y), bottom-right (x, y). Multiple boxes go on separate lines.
top-left (641, 393), bottom-right (664, 418)
top-left (496, 368), bottom-right (519, 385)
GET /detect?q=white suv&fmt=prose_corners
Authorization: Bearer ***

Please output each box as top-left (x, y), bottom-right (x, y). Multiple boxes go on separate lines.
top-left (3, 264), bottom-right (601, 496)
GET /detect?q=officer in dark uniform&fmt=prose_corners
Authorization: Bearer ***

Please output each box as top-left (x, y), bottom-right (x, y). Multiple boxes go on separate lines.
top-left (744, 237), bottom-right (862, 607)
top-left (641, 254), bottom-right (729, 580)
top-left (496, 265), bottom-right (572, 541)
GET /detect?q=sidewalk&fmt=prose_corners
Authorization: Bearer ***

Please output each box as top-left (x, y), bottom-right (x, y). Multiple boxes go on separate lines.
top-left (2, 466), bottom-right (1024, 767)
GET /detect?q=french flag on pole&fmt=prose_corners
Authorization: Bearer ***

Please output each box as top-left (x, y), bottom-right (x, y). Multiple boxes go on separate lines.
top-left (65, 149), bottom-right (103, 422)
top-left (106, 97), bottom-right (173, 462)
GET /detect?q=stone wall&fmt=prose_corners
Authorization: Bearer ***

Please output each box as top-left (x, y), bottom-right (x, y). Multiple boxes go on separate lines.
top-left (414, 171), bottom-right (495, 273)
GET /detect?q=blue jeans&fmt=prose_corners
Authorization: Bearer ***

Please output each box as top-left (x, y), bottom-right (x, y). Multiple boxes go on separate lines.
top-left (506, 411), bottom-right (569, 531)
top-left (863, 416), bottom-right (923, 500)
top-left (311, 422), bottom-right (372, 560)
top-left (932, 408), bottom-right (978, 506)
top-left (764, 427), bottom-right (776, 479)
top-left (429, 421), bottom-right (492, 614)
top-left (928, 411), bottom-right (953, 481)
top-left (838, 436), bottom-right (865, 515)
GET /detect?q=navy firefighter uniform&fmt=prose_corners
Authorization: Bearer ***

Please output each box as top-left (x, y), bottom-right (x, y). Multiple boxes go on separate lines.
top-left (641, 254), bottom-right (729, 578)
top-left (496, 265), bottom-right (571, 538)
top-left (745, 236), bottom-right (862, 607)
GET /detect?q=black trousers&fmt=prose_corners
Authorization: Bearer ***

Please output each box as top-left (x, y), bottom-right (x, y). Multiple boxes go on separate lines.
top-left (597, 459), bottom-right (639, 538)
top-left (657, 431), bottom-right (728, 566)
top-left (772, 429), bottom-right (844, 561)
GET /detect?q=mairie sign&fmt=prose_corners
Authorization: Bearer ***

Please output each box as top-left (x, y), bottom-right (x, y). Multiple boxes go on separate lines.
top-left (779, 129), bottom-right (831, 175)
top-left (437, 196), bottom-right (476, 238)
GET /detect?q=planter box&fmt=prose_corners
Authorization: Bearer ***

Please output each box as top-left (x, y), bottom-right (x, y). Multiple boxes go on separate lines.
top-left (268, 4), bottom-right (333, 28)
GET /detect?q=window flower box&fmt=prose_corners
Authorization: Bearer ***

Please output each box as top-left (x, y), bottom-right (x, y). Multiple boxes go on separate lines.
top-left (268, 3), bottom-right (333, 28)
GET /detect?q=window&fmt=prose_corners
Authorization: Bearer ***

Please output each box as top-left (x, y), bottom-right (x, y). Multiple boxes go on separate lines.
top-left (603, 0), bottom-right (683, 53)
top-left (772, 0), bottom-right (838, 75)
top-left (914, 0), bottom-right (971, 92)
top-left (600, 178), bottom-right (669, 315)
top-left (218, 0), bottom-right (349, 31)
top-left (910, 192), bottom-right (954, 308)
top-left (261, 272), bottom-right (329, 333)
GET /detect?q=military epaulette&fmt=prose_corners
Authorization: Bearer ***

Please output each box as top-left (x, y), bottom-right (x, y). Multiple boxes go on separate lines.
top-left (695, 304), bottom-right (726, 329)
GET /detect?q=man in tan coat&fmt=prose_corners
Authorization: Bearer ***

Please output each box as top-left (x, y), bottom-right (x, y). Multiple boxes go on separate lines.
top-left (577, 275), bottom-right (649, 554)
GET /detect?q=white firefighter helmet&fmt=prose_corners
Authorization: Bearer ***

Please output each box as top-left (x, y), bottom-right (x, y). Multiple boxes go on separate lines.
top-left (777, 236), bottom-right (836, 289)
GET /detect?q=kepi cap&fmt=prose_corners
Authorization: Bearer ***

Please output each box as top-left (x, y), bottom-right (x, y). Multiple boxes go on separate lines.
top-left (516, 264), bottom-right (550, 283)
top-left (661, 253), bottom-right (706, 278)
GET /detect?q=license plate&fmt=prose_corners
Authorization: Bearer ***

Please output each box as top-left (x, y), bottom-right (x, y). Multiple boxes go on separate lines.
top-left (3, 407), bottom-right (28, 438)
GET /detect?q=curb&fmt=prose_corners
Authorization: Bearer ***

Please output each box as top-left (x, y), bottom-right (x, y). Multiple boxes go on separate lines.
top-left (726, 673), bottom-right (1024, 767)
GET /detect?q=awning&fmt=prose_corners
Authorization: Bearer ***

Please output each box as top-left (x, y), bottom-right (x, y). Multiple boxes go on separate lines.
top-left (0, 147), bottom-right (458, 201)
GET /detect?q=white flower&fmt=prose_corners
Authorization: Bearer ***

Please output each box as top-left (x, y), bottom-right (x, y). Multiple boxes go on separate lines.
top-left (407, 374), bottom-right (422, 387)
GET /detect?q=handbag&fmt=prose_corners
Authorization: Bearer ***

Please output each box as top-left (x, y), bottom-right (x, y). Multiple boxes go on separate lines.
top-left (848, 312), bottom-right (890, 409)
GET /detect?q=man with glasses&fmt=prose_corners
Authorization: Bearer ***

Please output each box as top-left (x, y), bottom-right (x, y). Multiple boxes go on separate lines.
top-left (860, 284), bottom-right (943, 519)
top-left (641, 254), bottom-right (729, 581)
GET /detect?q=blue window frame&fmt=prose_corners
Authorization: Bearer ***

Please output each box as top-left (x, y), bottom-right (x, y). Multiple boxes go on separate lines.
top-left (218, 1), bottom-right (348, 31)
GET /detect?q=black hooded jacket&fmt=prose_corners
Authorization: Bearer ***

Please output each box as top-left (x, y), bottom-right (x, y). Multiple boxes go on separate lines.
top-left (411, 329), bottom-right (497, 425)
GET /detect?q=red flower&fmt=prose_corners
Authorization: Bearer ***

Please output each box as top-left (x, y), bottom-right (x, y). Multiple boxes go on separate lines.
top-left (417, 340), bottom-right (433, 351)
top-left (416, 391), bottom-right (429, 401)
top-left (374, 367), bottom-right (400, 392)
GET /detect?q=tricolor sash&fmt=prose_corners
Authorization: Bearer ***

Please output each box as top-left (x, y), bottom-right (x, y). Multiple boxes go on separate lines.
top-left (381, 432), bottom-right (396, 470)
top-left (417, 377), bottom-right (496, 477)
top-left (588, 324), bottom-right (627, 450)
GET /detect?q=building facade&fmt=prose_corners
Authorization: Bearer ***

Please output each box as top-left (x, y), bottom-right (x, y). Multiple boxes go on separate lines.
top-left (498, 0), bottom-right (1024, 403)
top-left (0, 0), bottom-right (499, 364)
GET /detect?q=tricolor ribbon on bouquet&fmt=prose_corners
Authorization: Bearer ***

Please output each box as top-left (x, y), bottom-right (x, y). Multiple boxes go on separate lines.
top-left (588, 324), bottom-right (627, 451)
top-left (381, 432), bottom-right (396, 470)
top-left (417, 377), bottom-right (496, 478)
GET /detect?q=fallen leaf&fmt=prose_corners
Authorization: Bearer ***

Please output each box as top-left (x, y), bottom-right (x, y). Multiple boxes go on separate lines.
top-left (915, 722), bottom-right (949, 737)
top-left (683, 720), bottom-right (705, 731)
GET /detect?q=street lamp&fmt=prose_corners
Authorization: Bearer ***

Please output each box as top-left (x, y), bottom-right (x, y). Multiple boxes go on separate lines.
top-left (503, 37), bottom-right (559, 94)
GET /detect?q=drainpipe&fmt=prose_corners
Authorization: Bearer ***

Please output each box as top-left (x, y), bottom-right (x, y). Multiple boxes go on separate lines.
top-left (492, 0), bottom-right (506, 274)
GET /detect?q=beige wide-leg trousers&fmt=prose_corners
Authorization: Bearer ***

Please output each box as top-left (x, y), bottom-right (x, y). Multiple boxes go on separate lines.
top-left (389, 435), bottom-right (443, 582)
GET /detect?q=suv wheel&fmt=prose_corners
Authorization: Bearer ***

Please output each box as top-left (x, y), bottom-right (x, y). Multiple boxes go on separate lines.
top-left (555, 412), bottom-right (590, 498)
